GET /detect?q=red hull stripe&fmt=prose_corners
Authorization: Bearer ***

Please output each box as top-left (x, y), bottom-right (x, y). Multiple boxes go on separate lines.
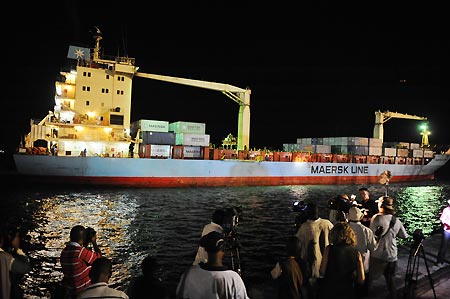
top-left (21, 174), bottom-right (435, 188)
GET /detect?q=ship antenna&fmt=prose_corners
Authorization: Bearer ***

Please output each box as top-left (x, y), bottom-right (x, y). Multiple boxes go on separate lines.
top-left (91, 26), bottom-right (103, 61)
top-left (121, 24), bottom-right (128, 57)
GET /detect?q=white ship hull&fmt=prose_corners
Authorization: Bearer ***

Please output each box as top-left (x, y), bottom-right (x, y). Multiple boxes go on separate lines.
top-left (13, 154), bottom-right (450, 187)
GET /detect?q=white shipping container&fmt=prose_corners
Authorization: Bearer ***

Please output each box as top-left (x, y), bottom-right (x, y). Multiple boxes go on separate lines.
top-left (384, 148), bottom-right (397, 157)
top-left (410, 143), bottom-right (420, 150)
top-left (369, 138), bottom-right (383, 147)
top-left (315, 145), bottom-right (331, 154)
top-left (183, 146), bottom-right (202, 158)
top-left (131, 119), bottom-right (169, 132)
top-left (176, 133), bottom-right (210, 146)
top-left (149, 144), bottom-right (171, 157)
top-left (369, 146), bottom-right (383, 156)
top-left (397, 148), bottom-right (409, 157)
top-left (354, 137), bottom-right (369, 146)
top-left (299, 144), bottom-right (315, 152)
top-left (423, 150), bottom-right (434, 158)
top-left (412, 149), bottom-right (424, 157)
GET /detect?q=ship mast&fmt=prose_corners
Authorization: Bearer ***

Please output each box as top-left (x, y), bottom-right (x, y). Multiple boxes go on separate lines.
top-left (92, 26), bottom-right (102, 62)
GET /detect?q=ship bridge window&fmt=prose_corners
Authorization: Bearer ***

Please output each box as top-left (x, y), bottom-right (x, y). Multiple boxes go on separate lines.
top-left (82, 86), bottom-right (91, 91)
top-left (116, 90), bottom-right (124, 95)
top-left (110, 114), bottom-right (124, 125)
top-left (82, 72), bottom-right (91, 77)
top-left (101, 88), bottom-right (109, 93)
top-left (85, 101), bottom-right (90, 106)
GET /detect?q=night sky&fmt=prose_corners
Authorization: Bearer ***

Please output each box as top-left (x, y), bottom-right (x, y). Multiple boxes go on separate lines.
top-left (4, 2), bottom-right (449, 169)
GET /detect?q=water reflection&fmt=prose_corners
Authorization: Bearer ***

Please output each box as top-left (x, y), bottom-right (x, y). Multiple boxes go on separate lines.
top-left (2, 181), bottom-right (448, 298)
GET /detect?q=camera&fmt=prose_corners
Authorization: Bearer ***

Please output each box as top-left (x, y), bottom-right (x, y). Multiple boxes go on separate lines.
top-left (222, 207), bottom-right (242, 238)
top-left (293, 200), bottom-right (307, 213)
top-left (412, 229), bottom-right (425, 243)
top-left (221, 207), bottom-right (243, 275)
top-left (85, 227), bottom-right (96, 242)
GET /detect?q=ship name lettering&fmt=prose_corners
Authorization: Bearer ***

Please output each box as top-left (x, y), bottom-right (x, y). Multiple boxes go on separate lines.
top-left (310, 165), bottom-right (368, 174)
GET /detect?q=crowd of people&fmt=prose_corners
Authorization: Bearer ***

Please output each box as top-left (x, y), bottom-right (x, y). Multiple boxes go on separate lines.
top-left (1, 189), bottom-right (450, 299)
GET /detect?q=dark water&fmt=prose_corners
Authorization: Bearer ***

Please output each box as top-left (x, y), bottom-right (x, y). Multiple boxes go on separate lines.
top-left (1, 178), bottom-right (450, 298)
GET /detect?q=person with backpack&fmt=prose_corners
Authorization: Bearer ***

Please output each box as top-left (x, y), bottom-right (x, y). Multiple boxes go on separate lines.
top-left (369, 196), bottom-right (408, 299)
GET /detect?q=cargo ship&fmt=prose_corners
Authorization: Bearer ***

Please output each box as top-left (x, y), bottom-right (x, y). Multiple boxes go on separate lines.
top-left (13, 29), bottom-right (450, 187)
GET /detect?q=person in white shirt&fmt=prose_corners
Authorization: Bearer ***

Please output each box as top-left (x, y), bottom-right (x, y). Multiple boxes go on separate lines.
top-left (193, 209), bottom-right (225, 265)
top-left (77, 257), bottom-right (128, 299)
top-left (177, 231), bottom-right (250, 299)
top-left (437, 199), bottom-right (450, 265)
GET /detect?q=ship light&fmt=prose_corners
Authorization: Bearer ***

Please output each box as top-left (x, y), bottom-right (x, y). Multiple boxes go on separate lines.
top-left (87, 111), bottom-right (96, 118)
top-left (75, 126), bottom-right (84, 131)
top-left (104, 127), bottom-right (112, 133)
top-left (419, 123), bottom-right (431, 147)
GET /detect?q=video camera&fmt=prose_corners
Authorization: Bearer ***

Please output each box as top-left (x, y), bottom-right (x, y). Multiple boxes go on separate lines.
top-left (222, 207), bottom-right (242, 238)
top-left (412, 228), bottom-right (425, 248)
top-left (221, 207), bottom-right (243, 275)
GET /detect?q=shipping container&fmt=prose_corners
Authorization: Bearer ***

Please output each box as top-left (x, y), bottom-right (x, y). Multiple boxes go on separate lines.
top-left (140, 131), bottom-right (176, 145)
top-left (139, 144), bottom-right (171, 158)
top-left (397, 148), bottom-right (409, 157)
top-left (368, 146), bottom-right (383, 156)
top-left (315, 145), bottom-right (331, 154)
top-left (176, 133), bottom-right (210, 146)
top-left (397, 142), bottom-right (410, 149)
top-left (384, 148), bottom-right (397, 157)
top-left (183, 146), bottom-right (202, 158)
top-left (169, 121), bottom-right (206, 134)
top-left (412, 149), bottom-right (424, 158)
top-left (131, 119), bottom-right (169, 133)
top-left (423, 150), bottom-right (434, 158)
top-left (369, 138), bottom-right (383, 147)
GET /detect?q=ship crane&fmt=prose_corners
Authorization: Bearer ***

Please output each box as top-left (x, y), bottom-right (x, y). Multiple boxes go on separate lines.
top-left (373, 110), bottom-right (427, 143)
top-left (134, 72), bottom-right (251, 151)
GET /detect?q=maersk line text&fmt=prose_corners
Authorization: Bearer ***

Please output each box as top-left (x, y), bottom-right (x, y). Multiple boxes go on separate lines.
top-left (310, 165), bottom-right (369, 174)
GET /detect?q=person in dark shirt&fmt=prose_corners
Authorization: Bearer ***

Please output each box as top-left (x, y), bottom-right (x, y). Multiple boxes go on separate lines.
top-left (358, 188), bottom-right (378, 227)
top-left (318, 222), bottom-right (365, 299)
top-left (127, 255), bottom-right (169, 299)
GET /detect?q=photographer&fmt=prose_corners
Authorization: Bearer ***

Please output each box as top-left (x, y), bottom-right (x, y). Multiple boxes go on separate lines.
top-left (60, 225), bottom-right (102, 298)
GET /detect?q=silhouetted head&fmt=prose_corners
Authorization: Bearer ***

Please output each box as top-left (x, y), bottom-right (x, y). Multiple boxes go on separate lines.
top-left (306, 202), bottom-right (319, 220)
top-left (89, 257), bottom-right (112, 283)
top-left (211, 209), bottom-right (225, 226)
top-left (70, 225), bottom-right (86, 243)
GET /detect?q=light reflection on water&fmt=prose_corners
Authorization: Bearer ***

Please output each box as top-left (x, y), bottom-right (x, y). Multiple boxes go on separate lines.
top-left (1, 180), bottom-right (449, 298)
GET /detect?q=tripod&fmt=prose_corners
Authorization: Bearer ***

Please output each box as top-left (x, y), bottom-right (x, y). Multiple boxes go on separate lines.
top-left (402, 238), bottom-right (436, 299)
top-left (224, 234), bottom-right (242, 276)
